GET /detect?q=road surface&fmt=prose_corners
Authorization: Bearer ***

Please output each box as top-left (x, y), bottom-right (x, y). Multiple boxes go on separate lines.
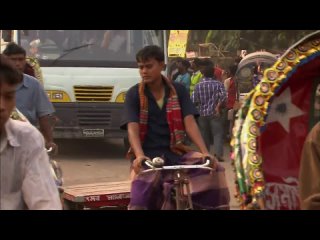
top-left (56, 138), bottom-right (240, 209)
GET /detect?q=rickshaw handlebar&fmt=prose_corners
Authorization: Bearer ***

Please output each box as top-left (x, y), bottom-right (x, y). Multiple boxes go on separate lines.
top-left (141, 157), bottom-right (213, 174)
top-left (46, 147), bottom-right (53, 153)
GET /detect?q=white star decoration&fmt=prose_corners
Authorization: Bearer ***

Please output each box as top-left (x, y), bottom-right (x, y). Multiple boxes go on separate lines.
top-left (266, 88), bottom-right (305, 133)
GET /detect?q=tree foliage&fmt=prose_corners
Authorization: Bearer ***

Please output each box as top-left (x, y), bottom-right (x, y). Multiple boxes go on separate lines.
top-left (187, 30), bottom-right (317, 54)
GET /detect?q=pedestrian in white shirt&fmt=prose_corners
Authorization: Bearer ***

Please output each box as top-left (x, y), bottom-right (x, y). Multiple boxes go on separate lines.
top-left (0, 54), bottom-right (62, 210)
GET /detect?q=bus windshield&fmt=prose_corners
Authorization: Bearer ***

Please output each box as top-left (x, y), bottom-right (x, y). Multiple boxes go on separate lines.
top-left (18, 30), bottom-right (164, 67)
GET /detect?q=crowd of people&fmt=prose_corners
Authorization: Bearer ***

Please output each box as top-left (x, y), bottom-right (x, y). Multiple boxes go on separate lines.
top-left (167, 56), bottom-right (242, 162)
top-left (2, 40), bottom-right (319, 210)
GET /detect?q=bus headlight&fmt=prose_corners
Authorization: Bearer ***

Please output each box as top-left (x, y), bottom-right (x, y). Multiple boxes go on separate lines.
top-left (46, 90), bottom-right (71, 102)
top-left (115, 92), bottom-right (126, 103)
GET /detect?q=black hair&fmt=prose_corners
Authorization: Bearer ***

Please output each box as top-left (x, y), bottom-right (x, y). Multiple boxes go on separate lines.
top-left (199, 58), bottom-right (214, 78)
top-left (174, 57), bottom-right (183, 62)
top-left (0, 54), bottom-right (22, 85)
top-left (193, 58), bottom-right (202, 67)
top-left (234, 56), bottom-right (242, 65)
top-left (3, 42), bottom-right (26, 56)
top-left (229, 65), bottom-right (238, 76)
top-left (136, 45), bottom-right (164, 63)
top-left (180, 59), bottom-right (190, 69)
top-left (199, 58), bottom-right (214, 67)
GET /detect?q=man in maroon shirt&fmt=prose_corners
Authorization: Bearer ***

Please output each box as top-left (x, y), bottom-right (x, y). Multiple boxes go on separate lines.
top-left (226, 65), bottom-right (240, 140)
top-left (226, 65), bottom-right (238, 110)
top-left (214, 66), bottom-right (223, 82)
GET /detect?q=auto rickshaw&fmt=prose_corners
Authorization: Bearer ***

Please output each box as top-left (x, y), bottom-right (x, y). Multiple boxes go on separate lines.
top-left (235, 51), bottom-right (278, 103)
top-left (231, 30), bottom-right (320, 210)
top-left (227, 51), bottom-right (278, 140)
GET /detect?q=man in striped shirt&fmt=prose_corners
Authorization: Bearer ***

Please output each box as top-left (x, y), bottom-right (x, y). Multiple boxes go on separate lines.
top-left (191, 59), bottom-right (227, 161)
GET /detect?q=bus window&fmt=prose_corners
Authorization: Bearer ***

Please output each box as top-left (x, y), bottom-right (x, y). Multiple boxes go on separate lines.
top-left (1, 30), bottom-right (13, 52)
top-left (19, 30), bottom-right (164, 66)
top-left (1, 30), bottom-right (12, 42)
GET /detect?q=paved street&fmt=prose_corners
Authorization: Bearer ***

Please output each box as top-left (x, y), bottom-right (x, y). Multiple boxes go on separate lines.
top-left (56, 138), bottom-right (240, 210)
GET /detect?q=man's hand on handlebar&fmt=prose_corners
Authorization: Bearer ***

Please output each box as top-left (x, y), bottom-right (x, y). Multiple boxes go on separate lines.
top-left (201, 153), bottom-right (218, 170)
top-left (46, 141), bottom-right (58, 156)
top-left (133, 155), bottom-right (150, 174)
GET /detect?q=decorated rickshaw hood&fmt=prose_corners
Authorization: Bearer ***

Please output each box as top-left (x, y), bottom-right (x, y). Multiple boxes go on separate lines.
top-left (231, 30), bottom-right (320, 210)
